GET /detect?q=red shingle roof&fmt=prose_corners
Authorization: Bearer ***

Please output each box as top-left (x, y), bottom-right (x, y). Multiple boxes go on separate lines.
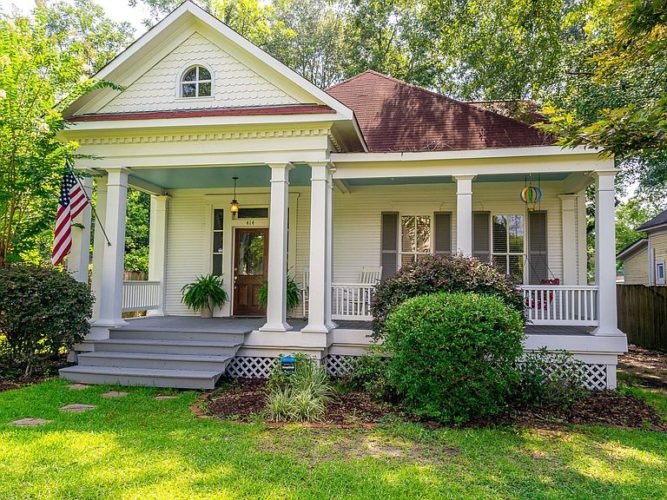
top-left (326, 71), bottom-right (553, 152)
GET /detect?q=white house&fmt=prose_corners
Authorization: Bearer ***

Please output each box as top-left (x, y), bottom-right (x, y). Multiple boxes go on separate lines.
top-left (59, 1), bottom-right (627, 389)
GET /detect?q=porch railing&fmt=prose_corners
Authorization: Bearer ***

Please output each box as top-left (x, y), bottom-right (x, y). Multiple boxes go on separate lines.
top-left (331, 283), bottom-right (376, 321)
top-left (519, 285), bottom-right (599, 326)
top-left (122, 281), bottom-right (161, 312)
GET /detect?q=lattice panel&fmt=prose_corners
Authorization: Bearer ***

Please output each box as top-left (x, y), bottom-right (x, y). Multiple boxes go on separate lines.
top-left (580, 364), bottom-right (607, 390)
top-left (226, 355), bottom-right (609, 388)
top-left (323, 354), bottom-right (359, 377)
top-left (226, 357), bottom-right (277, 379)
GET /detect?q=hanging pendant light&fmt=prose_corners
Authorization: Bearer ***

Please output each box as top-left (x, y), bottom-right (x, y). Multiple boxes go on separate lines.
top-left (230, 176), bottom-right (240, 218)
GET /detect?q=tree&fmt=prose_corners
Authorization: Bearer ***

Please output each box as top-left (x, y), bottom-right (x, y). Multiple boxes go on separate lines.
top-left (540, 0), bottom-right (667, 197)
top-left (44, 0), bottom-right (135, 72)
top-left (124, 190), bottom-right (150, 273)
top-left (0, 12), bottom-right (92, 266)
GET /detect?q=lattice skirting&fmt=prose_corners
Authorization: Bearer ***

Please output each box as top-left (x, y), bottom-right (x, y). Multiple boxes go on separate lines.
top-left (226, 354), bottom-right (610, 389)
top-left (226, 357), bottom-right (277, 378)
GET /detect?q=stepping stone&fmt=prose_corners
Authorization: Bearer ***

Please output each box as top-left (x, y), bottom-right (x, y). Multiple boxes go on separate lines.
top-left (101, 391), bottom-right (128, 399)
top-left (9, 418), bottom-right (52, 427)
top-left (68, 384), bottom-right (90, 390)
top-left (60, 404), bottom-right (97, 413)
top-left (155, 395), bottom-right (177, 400)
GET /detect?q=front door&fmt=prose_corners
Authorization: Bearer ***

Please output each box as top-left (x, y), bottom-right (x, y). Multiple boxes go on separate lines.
top-left (233, 228), bottom-right (268, 316)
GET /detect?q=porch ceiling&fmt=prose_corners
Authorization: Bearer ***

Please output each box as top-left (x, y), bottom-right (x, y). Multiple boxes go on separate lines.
top-left (127, 164), bottom-right (312, 189)
top-left (345, 172), bottom-right (570, 186)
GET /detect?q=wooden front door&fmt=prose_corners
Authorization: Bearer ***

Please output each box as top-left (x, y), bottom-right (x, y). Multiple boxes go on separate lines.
top-left (233, 228), bottom-right (268, 316)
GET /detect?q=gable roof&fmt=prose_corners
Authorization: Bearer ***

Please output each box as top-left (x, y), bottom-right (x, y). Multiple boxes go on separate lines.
top-left (616, 238), bottom-right (648, 260)
top-left (325, 71), bottom-right (554, 153)
top-left (637, 208), bottom-right (667, 232)
top-left (64, 1), bottom-right (355, 122)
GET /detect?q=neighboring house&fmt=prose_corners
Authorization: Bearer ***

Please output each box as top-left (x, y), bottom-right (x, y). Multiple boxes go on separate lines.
top-left (617, 208), bottom-right (667, 286)
top-left (58, 1), bottom-right (626, 390)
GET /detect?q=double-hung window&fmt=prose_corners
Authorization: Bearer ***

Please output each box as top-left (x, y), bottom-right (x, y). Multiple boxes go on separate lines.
top-left (492, 214), bottom-right (525, 283)
top-left (400, 215), bottom-right (432, 267)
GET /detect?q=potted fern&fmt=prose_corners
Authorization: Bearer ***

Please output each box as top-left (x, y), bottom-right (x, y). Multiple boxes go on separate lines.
top-left (181, 274), bottom-right (228, 318)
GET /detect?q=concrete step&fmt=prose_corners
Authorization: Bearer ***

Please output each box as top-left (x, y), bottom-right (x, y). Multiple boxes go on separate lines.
top-left (59, 365), bottom-right (224, 390)
top-left (92, 338), bottom-right (241, 356)
top-left (109, 329), bottom-right (245, 343)
top-left (78, 351), bottom-right (233, 371)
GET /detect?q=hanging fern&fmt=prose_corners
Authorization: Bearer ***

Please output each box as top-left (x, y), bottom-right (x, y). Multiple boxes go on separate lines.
top-left (258, 275), bottom-right (301, 311)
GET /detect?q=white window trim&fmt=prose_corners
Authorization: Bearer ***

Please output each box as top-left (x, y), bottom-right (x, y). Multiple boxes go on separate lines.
top-left (490, 212), bottom-right (528, 284)
top-left (177, 63), bottom-right (214, 99)
top-left (398, 213), bottom-right (433, 269)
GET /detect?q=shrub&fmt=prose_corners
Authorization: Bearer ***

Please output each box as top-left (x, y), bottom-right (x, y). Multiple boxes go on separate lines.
top-left (0, 264), bottom-right (93, 376)
top-left (258, 275), bottom-right (301, 311)
top-left (384, 292), bottom-right (524, 425)
top-left (511, 348), bottom-right (585, 411)
top-left (341, 347), bottom-right (397, 402)
top-left (265, 354), bottom-right (333, 422)
top-left (372, 254), bottom-right (524, 339)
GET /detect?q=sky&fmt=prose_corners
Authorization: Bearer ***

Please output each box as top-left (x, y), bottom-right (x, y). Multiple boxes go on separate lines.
top-left (0, 0), bottom-right (151, 35)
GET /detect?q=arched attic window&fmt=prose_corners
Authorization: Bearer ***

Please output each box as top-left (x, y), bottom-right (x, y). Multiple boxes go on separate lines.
top-left (181, 65), bottom-right (212, 98)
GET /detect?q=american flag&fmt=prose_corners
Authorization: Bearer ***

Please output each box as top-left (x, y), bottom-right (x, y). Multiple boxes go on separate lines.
top-left (51, 171), bottom-right (89, 266)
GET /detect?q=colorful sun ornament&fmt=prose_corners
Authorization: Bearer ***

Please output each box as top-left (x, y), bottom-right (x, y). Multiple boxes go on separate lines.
top-left (520, 185), bottom-right (542, 211)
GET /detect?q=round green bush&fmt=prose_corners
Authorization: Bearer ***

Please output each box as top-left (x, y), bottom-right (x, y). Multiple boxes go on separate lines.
top-left (372, 255), bottom-right (524, 340)
top-left (384, 292), bottom-right (525, 424)
top-left (0, 264), bottom-right (93, 376)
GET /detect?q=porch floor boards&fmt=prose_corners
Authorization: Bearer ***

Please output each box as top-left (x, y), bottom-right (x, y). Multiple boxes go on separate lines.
top-left (119, 316), bottom-right (593, 336)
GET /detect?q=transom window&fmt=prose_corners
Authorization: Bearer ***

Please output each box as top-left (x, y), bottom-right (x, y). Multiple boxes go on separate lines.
top-left (400, 215), bottom-right (431, 267)
top-left (181, 65), bottom-right (211, 98)
top-left (492, 214), bottom-right (525, 283)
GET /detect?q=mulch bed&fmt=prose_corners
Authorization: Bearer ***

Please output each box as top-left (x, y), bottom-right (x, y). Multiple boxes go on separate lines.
top-left (206, 378), bottom-right (665, 431)
top-left (618, 345), bottom-right (667, 389)
top-left (206, 378), bottom-right (403, 425)
top-left (501, 391), bottom-right (666, 431)
top-left (0, 354), bottom-right (69, 393)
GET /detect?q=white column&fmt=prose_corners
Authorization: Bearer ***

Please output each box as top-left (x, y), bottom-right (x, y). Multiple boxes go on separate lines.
top-left (325, 167), bottom-right (335, 330)
top-left (454, 175), bottom-right (475, 256)
top-left (260, 163), bottom-right (292, 332)
top-left (91, 176), bottom-right (107, 322)
top-left (559, 194), bottom-right (578, 285)
top-left (67, 176), bottom-right (92, 284)
top-left (302, 163), bottom-right (331, 334)
top-left (593, 171), bottom-right (623, 336)
top-left (92, 168), bottom-right (129, 334)
top-left (148, 195), bottom-right (169, 316)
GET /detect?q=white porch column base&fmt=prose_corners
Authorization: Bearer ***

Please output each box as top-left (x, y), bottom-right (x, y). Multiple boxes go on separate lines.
top-left (260, 163), bottom-right (292, 332)
top-left (454, 175), bottom-right (475, 256)
top-left (592, 171), bottom-right (623, 336)
top-left (93, 168), bottom-right (129, 333)
top-left (91, 176), bottom-right (107, 322)
top-left (147, 195), bottom-right (169, 316)
top-left (67, 176), bottom-right (93, 284)
top-left (559, 194), bottom-right (578, 285)
top-left (302, 163), bottom-right (332, 334)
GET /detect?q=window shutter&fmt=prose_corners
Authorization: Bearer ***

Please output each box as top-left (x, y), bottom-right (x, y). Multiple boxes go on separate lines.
top-left (434, 212), bottom-right (452, 255)
top-left (528, 211), bottom-right (548, 284)
top-left (472, 212), bottom-right (490, 262)
top-left (381, 212), bottom-right (398, 280)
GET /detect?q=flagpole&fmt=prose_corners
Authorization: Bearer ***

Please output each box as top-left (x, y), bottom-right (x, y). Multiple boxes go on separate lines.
top-left (66, 160), bottom-right (112, 247)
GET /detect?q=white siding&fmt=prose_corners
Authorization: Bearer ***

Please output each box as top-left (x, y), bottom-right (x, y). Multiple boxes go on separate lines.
top-left (162, 181), bottom-right (583, 315)
top-left (101, 32), bottom-right (297, 114)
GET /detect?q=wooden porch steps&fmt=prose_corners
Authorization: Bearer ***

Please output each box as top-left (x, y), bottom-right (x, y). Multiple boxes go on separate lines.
top-left (59, 325), bottom-right (245, 389)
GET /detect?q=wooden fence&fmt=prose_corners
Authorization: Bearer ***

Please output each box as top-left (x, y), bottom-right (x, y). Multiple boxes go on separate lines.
top-left (617, 285), bottom-right (667, 351)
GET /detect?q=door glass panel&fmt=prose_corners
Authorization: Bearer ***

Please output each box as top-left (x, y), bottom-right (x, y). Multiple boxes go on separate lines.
top-left (238, 232), bottom-right (265, 275)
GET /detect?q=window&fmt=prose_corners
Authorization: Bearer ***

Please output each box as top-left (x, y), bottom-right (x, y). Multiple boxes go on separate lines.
top-left (181, 65), bottom-right (211, 98)
top-left (656, 260), bottom-right (666, 285)
top-left (212, 209), bottom-right (223, 275)
top-left (492, 214), bottom-right (525, 283)
top-left (400, 215), bottom-right (431, 267)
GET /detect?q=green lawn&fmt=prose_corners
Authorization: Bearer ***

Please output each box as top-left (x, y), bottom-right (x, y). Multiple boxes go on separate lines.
top-left (0, 380), bottom-right (665, 499)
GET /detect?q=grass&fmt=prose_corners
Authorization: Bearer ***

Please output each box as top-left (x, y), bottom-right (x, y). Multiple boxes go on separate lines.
top-left (0, 380), bottom-right (666, 499)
